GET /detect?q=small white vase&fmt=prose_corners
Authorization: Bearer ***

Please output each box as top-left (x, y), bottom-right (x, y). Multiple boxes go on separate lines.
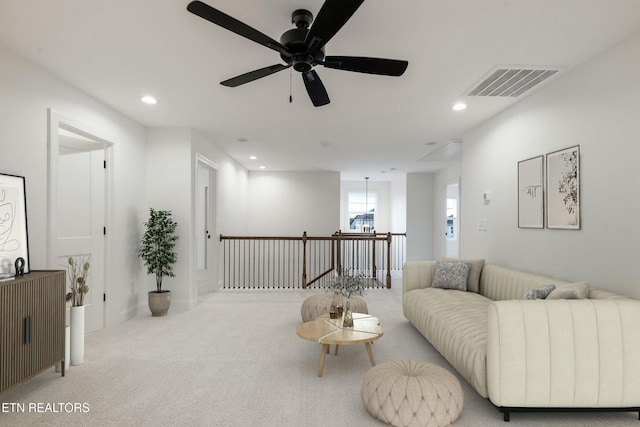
top-left (70, 305), bottom-right (85, 365)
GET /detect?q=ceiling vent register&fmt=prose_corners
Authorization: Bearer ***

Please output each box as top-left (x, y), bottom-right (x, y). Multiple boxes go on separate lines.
top-left (466, 67), bottom-right (559, 97)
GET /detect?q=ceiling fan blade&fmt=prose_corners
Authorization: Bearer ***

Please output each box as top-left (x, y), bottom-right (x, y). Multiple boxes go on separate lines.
top-left (187, 1), bottom-right (291, 56)
top-left (221, 64), bottom-right (290, 87)
top-left (302, 70), bottom-right (330, 107)
top-left (304, 0), bottom-right (364, 54)
top-left (323, 56), bottom-right (408, 76)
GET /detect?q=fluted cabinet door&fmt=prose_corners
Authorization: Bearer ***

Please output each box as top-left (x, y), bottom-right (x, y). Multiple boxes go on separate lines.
top-left (0, 270), bottom-right (65, 393)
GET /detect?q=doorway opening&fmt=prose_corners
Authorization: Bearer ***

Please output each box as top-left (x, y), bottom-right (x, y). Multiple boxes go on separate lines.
top-left (48, 109), bottom-right (113, 333)
top-left (445, 181), bottom-right (460, 258)
top-left (195, 154), bottom-right (218, 296)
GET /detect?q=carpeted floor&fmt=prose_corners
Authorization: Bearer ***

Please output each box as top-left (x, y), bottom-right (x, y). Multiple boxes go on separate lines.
top-left (1, 284), bottom-right (637, 426)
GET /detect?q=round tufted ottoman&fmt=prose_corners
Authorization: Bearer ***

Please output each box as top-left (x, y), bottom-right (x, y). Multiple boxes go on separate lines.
top-left (361, 360), bottom-right (463, 427)
top-left (300, 293), bottom-right (368, 322)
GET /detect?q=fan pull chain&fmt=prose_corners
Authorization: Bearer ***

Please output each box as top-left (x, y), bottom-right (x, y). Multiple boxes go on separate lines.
top-left (289, 68), bottom-right (293, 103)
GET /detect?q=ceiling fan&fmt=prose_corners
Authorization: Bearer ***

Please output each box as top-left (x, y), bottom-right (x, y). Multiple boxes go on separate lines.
top-left (186, 0), bottom-right (409, 107)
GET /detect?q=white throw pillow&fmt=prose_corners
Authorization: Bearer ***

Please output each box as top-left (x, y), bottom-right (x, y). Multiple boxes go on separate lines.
top-left (546, 281), bottom-right (590, 299)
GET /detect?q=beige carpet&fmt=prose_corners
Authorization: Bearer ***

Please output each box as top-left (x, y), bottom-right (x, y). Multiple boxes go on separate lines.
top-left (0, 284), bottom-right (637, 427)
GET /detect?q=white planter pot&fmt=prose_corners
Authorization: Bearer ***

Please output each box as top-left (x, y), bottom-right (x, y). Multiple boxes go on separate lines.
top-left (70, 305), bottom-right (85, 365)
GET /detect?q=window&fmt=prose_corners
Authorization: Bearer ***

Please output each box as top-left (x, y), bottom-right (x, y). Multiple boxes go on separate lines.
top-left (348, 192), bottom-right (376, 232)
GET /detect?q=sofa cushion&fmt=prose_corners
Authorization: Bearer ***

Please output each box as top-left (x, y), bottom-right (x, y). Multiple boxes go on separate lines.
top-left (403, 287), bottom-right (492, 397)
top-left (523, 284), bottom-right (556, 300)
top-left (432, 261), bottom-right (470, 291)
top-left (480, 265), bottom-right (568, 301)
top-left (546, 281), bottom-right (589, 299)
top-left (442, 257), bottom-right (485, 293)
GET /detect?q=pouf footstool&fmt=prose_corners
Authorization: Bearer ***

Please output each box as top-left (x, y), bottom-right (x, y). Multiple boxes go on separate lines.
top-left (361, 360), bottom-right (463, 427)
top-left (300, 293), bottom-right (368, 322)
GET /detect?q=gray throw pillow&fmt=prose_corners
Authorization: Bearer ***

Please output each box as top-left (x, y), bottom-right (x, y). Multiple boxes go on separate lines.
top-left (546, 281), bottom-right (589, 299)
top-left (432, 261), bottom-right (470, 291)
top-left (442, 257), bottom-right (485, 293)
top-left (523, 284), bottom-right (556, 300)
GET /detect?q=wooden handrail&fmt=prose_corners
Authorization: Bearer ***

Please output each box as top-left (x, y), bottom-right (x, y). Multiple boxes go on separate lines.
top-left (219, 231), bottom-right (405, 289)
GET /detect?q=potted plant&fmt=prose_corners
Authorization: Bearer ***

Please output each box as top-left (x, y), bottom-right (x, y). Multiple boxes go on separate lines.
top-left (65, 256), bottom-right (90, 365)
top-left (139, 208), bottom-right (178, 317)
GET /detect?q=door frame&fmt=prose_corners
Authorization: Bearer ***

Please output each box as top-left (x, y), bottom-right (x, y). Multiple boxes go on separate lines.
top-left (194, 153), bottom-right (219, 296)
top-left (444, 179), bottom-right (460, 258)
top-left (47, 108), bottom-right (114, 326)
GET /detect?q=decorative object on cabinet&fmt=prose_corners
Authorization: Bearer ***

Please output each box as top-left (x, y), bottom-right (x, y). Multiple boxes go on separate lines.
top-left (0, 271), bottom-right (65, 393)
top-left (0, 173), bottom-right (30, 276)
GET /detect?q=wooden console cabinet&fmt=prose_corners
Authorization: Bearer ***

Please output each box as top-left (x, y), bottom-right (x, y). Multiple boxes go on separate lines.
top-left (0, 270), bottom-right (66, 393)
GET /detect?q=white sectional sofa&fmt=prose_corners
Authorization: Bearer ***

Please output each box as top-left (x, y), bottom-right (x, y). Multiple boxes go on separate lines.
top-left (402, 260), bottom-right (640, 421)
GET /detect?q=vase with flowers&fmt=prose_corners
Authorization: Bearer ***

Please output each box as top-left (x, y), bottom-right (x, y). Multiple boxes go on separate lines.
top-left (65, 255), bottom-right (90, 366)
top-left (328, 272), bottom-right (366, 328)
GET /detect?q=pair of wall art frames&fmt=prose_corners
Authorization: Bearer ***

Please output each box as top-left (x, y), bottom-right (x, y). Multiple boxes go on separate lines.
top-left (518, 145), bottom-right (580, 230)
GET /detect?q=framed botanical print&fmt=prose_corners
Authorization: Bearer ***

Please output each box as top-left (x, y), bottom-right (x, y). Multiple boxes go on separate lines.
top-left (546, 146), bottom-right (580, 229)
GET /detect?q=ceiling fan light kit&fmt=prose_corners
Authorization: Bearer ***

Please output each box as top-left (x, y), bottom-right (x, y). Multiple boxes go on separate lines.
top-left (186, 0), bottom-right (408, 107)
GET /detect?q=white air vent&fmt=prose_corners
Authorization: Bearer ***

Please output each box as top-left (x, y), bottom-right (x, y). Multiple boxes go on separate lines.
top-left (418, 140), bottom-right (462, 163)
top-left (465, 66), bottom-right (560, 97)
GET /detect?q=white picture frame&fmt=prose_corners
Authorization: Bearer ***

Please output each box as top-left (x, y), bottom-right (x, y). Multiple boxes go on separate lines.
top-left (518, 155), bottom-right (544, 228)
top-left (0, 173), bottom-right (30, 276)
top-left (546, 146), bottom-right (580, 229)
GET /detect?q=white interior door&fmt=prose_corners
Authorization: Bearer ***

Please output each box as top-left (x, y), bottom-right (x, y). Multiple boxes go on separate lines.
top-left (56, 131), bottom-right (105, 334)
top-left (196, 160), bottom-right (217, 296)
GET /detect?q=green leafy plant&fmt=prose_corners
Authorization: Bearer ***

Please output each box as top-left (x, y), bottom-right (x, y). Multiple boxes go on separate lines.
top-left (139, 208), bottom-right (179, 292)
top-left (66, 256), bottom-right (90, 306)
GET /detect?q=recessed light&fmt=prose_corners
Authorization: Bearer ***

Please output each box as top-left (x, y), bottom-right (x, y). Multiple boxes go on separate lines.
top-left (141, 95), bottom-right (157, 105)
top-left (452, 102), bottom-right (467, 111)
top-left (249, 156), bottom-right (257, 160)
top-left (259, 165), bottom-right (266, 169)
top-left (425, 141), bottom-right (438, 146)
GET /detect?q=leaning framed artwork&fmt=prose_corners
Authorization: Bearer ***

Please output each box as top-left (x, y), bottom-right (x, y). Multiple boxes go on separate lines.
top-left (0, 173), bottom-right (30, 276)
top-left (517, 155), bottom-right (544, 228)
top-left (546, 145), bottom-right (580, 229)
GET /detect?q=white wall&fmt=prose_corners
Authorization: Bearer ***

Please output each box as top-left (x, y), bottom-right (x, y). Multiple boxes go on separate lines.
top-left (144, 128), bottom-right (193, 309)
top-left (247, 171), bottom-right (340, 236)
top-left (0, 44), bottom-right (148, 325)
top-left (191, 130), bottom-right (249, 237)
top-left (406, 172), bottom-right (434, 261)
top-left (144, 129), bottom-right (252, 306)
top-left (460, 30), bottom-right (640, 297)
top-left (389, 174), bottom-right (407, 233)
top-left (191, 129), bottom-right (249, 293)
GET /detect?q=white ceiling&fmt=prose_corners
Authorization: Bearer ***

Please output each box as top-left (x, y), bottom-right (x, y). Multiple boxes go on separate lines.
top-left (1, 0), bottom-right (639, 181)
